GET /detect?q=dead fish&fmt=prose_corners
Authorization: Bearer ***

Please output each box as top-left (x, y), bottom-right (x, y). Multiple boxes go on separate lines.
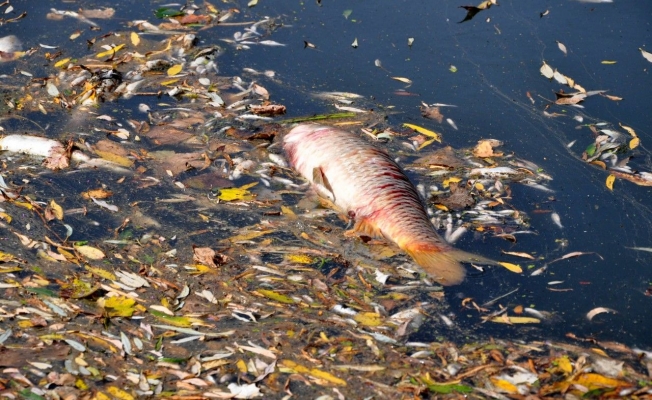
top-left (283, 124), bottom-right (496, 285)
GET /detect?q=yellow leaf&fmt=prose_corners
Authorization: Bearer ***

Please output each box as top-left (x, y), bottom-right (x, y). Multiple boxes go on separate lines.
top-left (606, 174), bottom-right (615, 191)
top-left (49, 199), bottom-right (64, 220)
top-left (279, 360), bottom-right (347, 386)
top-left (96, 44), bottom-right (125, 58)
top-left (13, 201), bottom-right (33, 210)
top-left (130, 32), bottom-right (140, 46)
top-left (106, 386), bottom-right (135, 400)
top-left (474, 182), bottom-right (485, 190)
top-left (236, 359), bottom-right (248, 373)
top-left (85, 265), bottom-right (116, 281)
top-left (0, 252), bottom-right (17, 262)
top-left (443, 176), bottom-right (462, 188)
top-left (354, 312), bottom-right (382, 326)
top-left (160, 78), bottom-right (180, 86)
top-left (149, 309), bottom-right (202, 327)
top-left (257, 289), bottom-right (295, 304)
top-left (554, 355), bottom-right (573, 374)
top-left (187, 264), bottom-right (215, 275)
top-left (591, 348), bottom-right (608, 357)
top-left (418, 138), bottom-right (436, 150)
top-left (600, 60), bottom-right (617, 64)
top-left (629, 137), bottom-right (640, 149)
top-left (490, 378), bottom-right (519, 394)
top-left (286, 254), bottom-right (315, 264)
top-left (490, 316), bottom-right (540, 324)
top-left (573, 373), bottom-right (632, 390)
top-left (0, 212), bottom-right (11, 223)
top-left (433, 204), bottom-right (449, 211)
top-left (619, 123), bottom-right (637, 137)
top-left (94, 393), bottom-right (111, 400)
top-left (218, 182), bottom-right (258, 202)
top-left (54, 58), bottom-right (71, 68)
top-left (281, 205), bottom-right (297, 219)
top-left (75, 245), bottom-right (106, 260)
top-left (75, 377), bottom-right (89, 391)
top-left (167, 64), bottom-right (183, 76)
top-left (498, 262), bottom-right (522, 273)
top-left (102, 296), bottom-right (136, 318)
top-left (402, 123), bottom-right (441, 142)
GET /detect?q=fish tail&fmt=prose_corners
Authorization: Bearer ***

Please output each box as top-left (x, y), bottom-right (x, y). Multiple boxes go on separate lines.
top-left (404, 242), bottom-right (497, 286)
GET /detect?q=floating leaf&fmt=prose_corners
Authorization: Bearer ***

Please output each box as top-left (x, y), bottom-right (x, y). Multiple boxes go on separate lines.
top-left (629, 137), bottom-right (640, 149)
top-left (640, 48), bottom-right (652, 63)
top-left (75, 245), bottom-right (105, 260)
top-left (96, 44), bottom-right (125, 58)
top-left (606, 174), bottom-right (615, 190)
top-left (351, 37), bottom-right (358, 48)
top-left (501, 251), bottom-right (535, 260)
top-left (498, 262), bottom-right (523, 273)
top-left (85, 265), bottom-right (116, 281)
top-left (257, 289), bottom-right (295, 304)
top-left (280, 360), bottom-right (347, 386)
top-left (540, 62), bottom-right (554, 79)
top-left (102, 296), bottom-right (136, 318)
top-left (342, 9), bottom-right (352, 19)
top-left (248, 0), bottom-right (259, 7)
top-left (167, 64), bottom-right (183, 76)
top-left (47, 199), bottom-right (64, 220)
top-left (354, 312), bottom-right (382, 326)
top-left (285, 254), bottom-right (314, 264)
top-left (573, 373), bottom-right (632, 391)
top-left (556, 41), bottom-right (567, 55)
top-left (218, 182), bottom-right (258, 202)
top-left (601, 60), bottom-right (617, 64)
top-left (402, 123), bottom-right (441, 142)
top-left (149, 309), bottom-right (202, 327)
top-left (391, 77), bottom-right (412, 85)
top-left (130, 32), bottom-right (140, 46)
top-left (490, 316), bottom-right (540, 324)
top-left (106, 387), bottom-right (135, 400)
top-left (587, 307), bottom-right (616, 321)
top-left (490, 378), bottom-right (519, 394)
top-left (54, 58), bottom-right (71, 68)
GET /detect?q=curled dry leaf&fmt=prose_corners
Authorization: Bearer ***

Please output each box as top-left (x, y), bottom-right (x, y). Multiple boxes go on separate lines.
top-left (473, 139), bottom-right (503, 157)
top-left (587, 307), bottom-right (616, 321)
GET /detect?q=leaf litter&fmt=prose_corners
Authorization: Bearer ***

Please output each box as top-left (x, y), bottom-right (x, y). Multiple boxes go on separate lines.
top-left (0, 2), bottom-right (649, 399)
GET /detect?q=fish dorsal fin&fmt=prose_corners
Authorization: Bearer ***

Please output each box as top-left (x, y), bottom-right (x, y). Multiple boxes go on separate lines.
top-left (312, 167), bottom-right (336, 202)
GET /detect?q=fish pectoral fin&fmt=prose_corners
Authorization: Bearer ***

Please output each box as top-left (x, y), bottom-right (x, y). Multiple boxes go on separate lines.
top-left (312, 167), bottom-right (336, 202)
top-left (353, 216), bottom-right (382, 238)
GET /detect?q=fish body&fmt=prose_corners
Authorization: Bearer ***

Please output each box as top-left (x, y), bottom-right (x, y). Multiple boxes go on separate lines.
top-left (284, 124), bottom-right (493, 285)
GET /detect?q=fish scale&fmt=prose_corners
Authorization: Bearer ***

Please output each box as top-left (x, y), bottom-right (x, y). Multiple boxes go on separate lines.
top-left (284, 124), bottom-right (495, 285)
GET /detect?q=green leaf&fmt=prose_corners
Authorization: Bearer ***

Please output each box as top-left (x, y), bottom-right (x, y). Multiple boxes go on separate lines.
top-left (155, 8), bottom-right (185, 18)
top-left (24, 287), bottom-right (57, 297)
top-left (428, 384), bottom-right (473, 394)
top-left (257, 289), bottom-right (295, 304)
top-left (585, 143), bottom-right (596, 157)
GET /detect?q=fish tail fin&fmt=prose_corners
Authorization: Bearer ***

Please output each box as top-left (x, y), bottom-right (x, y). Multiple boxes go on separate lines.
top-left (404, 242), bottom-right (497, 286)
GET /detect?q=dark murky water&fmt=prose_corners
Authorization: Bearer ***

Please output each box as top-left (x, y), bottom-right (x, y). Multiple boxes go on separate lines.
top-left (4, 0), bottom-right (652, 347)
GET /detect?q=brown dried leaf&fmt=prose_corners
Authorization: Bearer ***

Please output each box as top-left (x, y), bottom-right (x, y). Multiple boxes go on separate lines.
top-left (473, 139), bottom-right (503, 158)
top-left (420, 104), bottom-right (444, 123)
top-left (250, 104), bottom-right (287, 115)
